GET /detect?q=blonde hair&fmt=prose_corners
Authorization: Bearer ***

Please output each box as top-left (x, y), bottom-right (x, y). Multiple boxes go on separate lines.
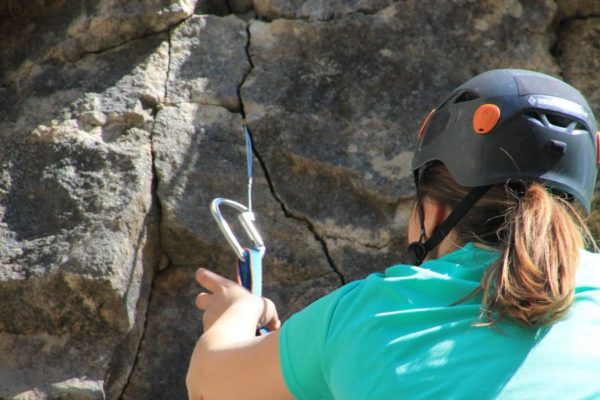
top-left (418, 162), bottom-right (595, 326)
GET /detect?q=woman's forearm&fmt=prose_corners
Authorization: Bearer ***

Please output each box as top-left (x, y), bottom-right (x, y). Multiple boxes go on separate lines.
top-left (187, 269), bottom-right (276, 399)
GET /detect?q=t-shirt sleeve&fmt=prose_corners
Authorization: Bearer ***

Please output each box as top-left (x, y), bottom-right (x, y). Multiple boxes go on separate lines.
top-left (279, 281), bottom-right (362, 400)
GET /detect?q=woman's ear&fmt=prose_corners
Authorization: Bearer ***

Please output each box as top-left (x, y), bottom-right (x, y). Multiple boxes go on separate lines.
top-left (421, 197), bottom-right (451, 239)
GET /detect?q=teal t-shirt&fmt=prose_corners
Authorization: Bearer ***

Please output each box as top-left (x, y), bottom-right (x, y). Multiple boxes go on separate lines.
top-left (279, 243), bottom-right (600, 399)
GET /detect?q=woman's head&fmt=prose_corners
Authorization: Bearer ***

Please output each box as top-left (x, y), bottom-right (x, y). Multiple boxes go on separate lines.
top-left (408, 69), bottom-right (599, 326)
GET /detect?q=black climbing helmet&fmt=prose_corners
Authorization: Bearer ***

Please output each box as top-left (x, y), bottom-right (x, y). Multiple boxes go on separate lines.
top-left (404, 69), bottom-right (599, 266)
top-left (413, 68), bottom-right (599, 214)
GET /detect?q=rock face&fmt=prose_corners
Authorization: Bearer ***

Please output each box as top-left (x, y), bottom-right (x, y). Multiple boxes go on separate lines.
top-left (0, 0), bottom-right (598, 398)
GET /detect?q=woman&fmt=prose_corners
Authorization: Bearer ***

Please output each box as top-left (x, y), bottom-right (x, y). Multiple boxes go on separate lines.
top-left (186, 69), bottom-right (600, 399)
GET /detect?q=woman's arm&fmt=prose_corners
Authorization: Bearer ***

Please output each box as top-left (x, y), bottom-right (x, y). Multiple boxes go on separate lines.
top-left (186, 268), bottom-right (294, 400)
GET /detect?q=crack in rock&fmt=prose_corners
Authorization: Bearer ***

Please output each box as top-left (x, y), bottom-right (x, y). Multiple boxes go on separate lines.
top-left (114, 22), bottom-right (173, 399)
top-left (237, 18), bottom-right (346, 285)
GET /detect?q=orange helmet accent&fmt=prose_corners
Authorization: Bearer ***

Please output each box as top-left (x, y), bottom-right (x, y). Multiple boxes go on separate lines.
top-left (418, 108), bottom-right (436, 139)
top-left (473, 104), bottom-right (501, 134)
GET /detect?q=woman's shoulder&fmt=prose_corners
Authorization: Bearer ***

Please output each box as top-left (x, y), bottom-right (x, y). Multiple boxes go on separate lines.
top-left (577, 249), bottom-right (600, 289)
top-left (579, 248), bottom-right (600, 270)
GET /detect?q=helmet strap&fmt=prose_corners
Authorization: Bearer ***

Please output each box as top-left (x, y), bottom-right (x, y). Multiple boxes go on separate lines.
top-left (415, 170), bottom-right (428, 243)
top-left (405, 170), bottom-right (492, 265)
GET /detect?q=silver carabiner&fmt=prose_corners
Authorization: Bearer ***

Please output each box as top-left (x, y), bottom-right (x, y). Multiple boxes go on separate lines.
top-left (210, 198), bottom-right (266, 261)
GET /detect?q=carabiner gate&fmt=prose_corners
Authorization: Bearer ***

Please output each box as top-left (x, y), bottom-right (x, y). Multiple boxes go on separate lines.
top-left (210, 198), bottom-right (266, 261)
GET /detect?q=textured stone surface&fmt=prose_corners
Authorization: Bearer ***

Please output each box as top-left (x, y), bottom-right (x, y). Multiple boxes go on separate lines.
top-left (252, 0), bottom-right (395, 20)
top-left (554, 15), bottom-right (600, 240)
top-left (166, 14), bottom-right (250, 110)
top-left (555, 17), bottom-right (600, 110)
top-left (229, 0), bottom-right (253, 14)
top-left (0, 121), bottom-right (157, 399)
top-left (556, 0), bottom-right (600, 18)
top-left (0, 0), bottom-right (192, 130)
top-left (0, 0), bottom-right (599, 398)
top-left (121, 267), bottom-right (200, 400)
top-left (0, 1), bottom-right (169, 397)
top-left (0, 0), bottom-right (194, 63)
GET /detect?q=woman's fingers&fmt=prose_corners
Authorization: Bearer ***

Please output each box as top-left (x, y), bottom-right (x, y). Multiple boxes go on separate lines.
top-left (260, 298), bottom-right (281, 331)
top-left (195, 268), bottom-right (235, 292)
top-left (195, 292), bottom-right (210, 310)
top-left (193, 268), bottom-right (282, 332)
top-left (263, 317), bottom-right (281, 332)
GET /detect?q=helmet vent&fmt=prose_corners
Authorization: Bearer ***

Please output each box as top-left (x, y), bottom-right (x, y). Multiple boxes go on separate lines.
top-left (454, 91), bottom-right (479, 103)
top-left (526, 111), bottom-right (584, 133)
top-left (546, 113), bottom-right (577, 129)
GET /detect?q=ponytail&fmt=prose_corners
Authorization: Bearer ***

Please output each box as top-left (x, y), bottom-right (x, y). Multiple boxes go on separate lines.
top-left (419, 162), bottom-right (593, 327)
top-left (480, 185), bottom-right (583, 326)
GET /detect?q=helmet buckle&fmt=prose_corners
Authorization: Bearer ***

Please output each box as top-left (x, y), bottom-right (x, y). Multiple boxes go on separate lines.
top-left (547, 139), bottom-right (567, 156)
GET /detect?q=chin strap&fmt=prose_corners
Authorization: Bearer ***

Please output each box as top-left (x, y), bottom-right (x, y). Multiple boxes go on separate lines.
top-left (405, 171), bottom-right (492, 265)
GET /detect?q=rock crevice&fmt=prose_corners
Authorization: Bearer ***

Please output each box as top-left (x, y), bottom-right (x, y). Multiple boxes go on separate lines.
top-left (237, 16), bottom-right (346, 285)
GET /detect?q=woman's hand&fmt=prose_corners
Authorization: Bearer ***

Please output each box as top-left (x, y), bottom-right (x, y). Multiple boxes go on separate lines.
top-left (187, 268), bottom-right (293, 400)
top-left (194, 268), bottom-right (281, 332)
